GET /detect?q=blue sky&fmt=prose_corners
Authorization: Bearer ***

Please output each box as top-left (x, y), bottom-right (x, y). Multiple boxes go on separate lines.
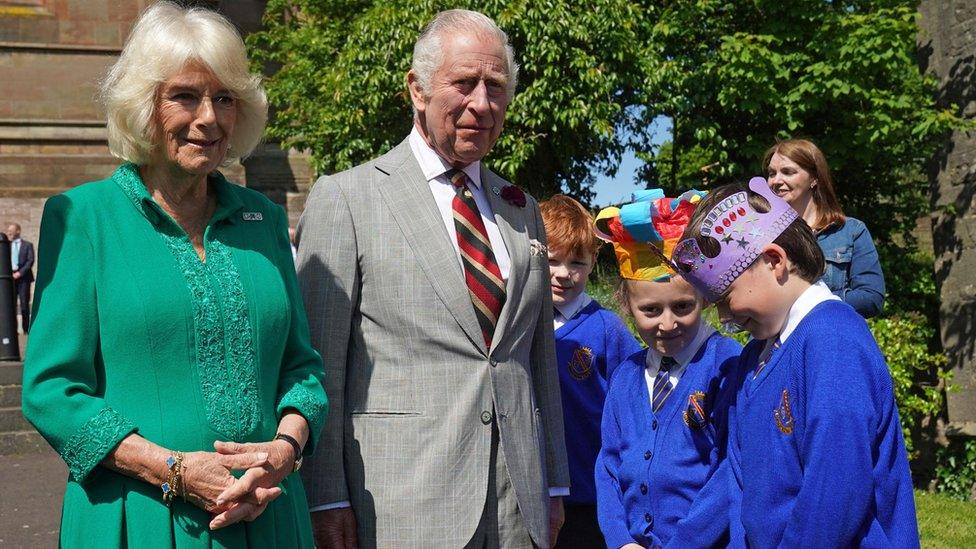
top-left (589, 116), bottom-right (672, 207)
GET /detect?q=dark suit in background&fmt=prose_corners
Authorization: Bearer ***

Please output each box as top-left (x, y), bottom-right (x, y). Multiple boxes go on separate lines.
top-left (12, 238), bottom-right (34, 333)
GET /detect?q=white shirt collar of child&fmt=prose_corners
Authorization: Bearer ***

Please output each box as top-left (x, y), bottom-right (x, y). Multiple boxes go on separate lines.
top-left (553, 292), bottom-right (593, 329)
top-left (644, 320), bottom-right (715, 404)
top-left (777, 281), bottom-right (842, 345)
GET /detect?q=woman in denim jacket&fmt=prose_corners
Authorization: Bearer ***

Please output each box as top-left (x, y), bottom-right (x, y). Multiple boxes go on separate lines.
top-left (763, 139), bottom-right (885, 317)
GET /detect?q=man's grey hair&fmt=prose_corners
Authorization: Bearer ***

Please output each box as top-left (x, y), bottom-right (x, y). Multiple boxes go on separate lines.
top-left (411, 9), bottom-right (519, 102)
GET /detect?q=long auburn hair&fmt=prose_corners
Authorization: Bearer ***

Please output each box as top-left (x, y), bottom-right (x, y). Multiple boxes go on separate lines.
top-left (762, 139), bottom-right (845, 231)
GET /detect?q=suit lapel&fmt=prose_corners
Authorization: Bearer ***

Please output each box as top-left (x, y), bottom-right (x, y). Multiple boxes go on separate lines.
top-left (375, 140), bottom-right (488, 355)
top-left (481, 167), bottom-right (530, 352)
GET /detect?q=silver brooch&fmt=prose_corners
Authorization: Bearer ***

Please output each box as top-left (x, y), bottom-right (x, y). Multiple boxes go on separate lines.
top-left (243, 212), bottom-right (263, 221)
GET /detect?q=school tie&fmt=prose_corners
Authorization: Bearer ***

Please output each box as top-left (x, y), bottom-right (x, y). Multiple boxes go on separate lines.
top-left (448, 169), bottom-right (506, 348)
top-left (753, 338), bottom-right (782, 378)
top-left (652, 356), bottom-right (677, 413)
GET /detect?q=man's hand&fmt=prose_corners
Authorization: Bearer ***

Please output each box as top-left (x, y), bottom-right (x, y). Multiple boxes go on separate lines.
top-left (549, 496), bottom-right (565, 547)
top-left (12, 271), bottom-right (20, 280)
top-left (312, 507), bottom-right (359, 549)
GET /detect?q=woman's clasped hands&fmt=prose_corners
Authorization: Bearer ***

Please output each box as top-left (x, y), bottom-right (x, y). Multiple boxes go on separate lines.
top-left (177, 438), bottom-right (296, 530)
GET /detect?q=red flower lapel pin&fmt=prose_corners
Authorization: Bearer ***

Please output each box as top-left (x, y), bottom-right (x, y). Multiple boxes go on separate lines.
top-left (499, 185), bottom-right (526, 208)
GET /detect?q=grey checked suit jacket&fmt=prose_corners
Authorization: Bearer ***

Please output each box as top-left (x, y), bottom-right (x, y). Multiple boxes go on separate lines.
top-left (297, 139), bottom-right (570, 548)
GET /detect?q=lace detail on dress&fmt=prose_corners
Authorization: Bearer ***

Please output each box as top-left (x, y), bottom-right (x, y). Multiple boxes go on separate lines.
top-left (113, 163), bottom-right (260, 439)
top-left (277, 383), bottom-right (329, 444)
top-left (63, 407), bottom-right (135, 482)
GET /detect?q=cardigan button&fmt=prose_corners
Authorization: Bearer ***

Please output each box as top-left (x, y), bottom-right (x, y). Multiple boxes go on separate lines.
top-left (651, 419), bottom-right (658, 430)
top-left (640, 483), bottom-right (647, 495)
top-left (645, 513), bottom-right (653, 526)
top-left (644, 450), bottom-right (652, 460)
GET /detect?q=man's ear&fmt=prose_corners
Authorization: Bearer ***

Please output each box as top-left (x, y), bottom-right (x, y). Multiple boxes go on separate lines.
top-left (760, 243), bottom-right (791, 281)
top-left (406, 70), bottom-right (427, 114)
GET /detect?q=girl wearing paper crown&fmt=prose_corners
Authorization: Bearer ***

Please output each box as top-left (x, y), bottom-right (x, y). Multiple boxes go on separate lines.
top-left (593, 189), bottom-right (743, 548)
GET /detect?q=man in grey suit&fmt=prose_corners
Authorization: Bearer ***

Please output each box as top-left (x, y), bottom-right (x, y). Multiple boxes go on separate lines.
top-left (297, 9), bottom-right (570, 548)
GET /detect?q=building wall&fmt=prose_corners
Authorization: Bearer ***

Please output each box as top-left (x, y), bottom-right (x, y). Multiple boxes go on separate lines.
top-left (919, 0), bottom-right (976, 436)
top-left (0, 0), bottom-right (313, 247)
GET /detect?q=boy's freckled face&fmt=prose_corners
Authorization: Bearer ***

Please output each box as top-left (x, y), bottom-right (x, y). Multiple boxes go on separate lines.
top-left (627, 277), bottom-right (703, 356)
top-left (716, 260), bottom-right (785, 340)
top-left (548, 248), bottom-right (595, 308)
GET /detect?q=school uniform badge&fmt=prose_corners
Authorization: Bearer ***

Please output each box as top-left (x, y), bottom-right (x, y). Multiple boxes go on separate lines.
top-left (567, 346), bottom-right (594, 380)
top-left (774, 389), bottom-right (795, 434)
top-left (683, 391), bottom-right (708, 429)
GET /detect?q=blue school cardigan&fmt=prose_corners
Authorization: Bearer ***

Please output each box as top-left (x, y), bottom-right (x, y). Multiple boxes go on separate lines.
top-left (728, 300), bottom-right (919, 548)
top-left (555, 300), bottom-right (642, 505)
top-left (596, 332), bottom-right (742, 548)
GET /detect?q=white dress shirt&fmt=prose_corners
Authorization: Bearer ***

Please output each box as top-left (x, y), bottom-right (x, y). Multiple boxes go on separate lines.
top-left (408, 127), bottom-right (511, 281)
top-left (553, 292), bottom-right (593, 330)
top-left (10, 238), bottom-right (20, 270)
top-left (644, 320), bottom-right (716, 405)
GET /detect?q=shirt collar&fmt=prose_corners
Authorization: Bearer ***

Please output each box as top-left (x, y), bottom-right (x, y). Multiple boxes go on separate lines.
top-left (645, 319), bottom-right (716, 370)
top-left (113, 163), bottom-right (244, 226)
top-left (554, 292), bottom-right (592, 322)
top-left (408, 126), bottom-right (482, 190)
top-left (778, 281), bottom-right (842, 343)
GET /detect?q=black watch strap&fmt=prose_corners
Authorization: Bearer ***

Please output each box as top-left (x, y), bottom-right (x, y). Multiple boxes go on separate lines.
top-left (274, 433), bottom-right (303, 462)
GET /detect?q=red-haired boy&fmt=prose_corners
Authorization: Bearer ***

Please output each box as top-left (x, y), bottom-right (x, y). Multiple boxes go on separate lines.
top-left (540, 195), bottom-right (641, 549)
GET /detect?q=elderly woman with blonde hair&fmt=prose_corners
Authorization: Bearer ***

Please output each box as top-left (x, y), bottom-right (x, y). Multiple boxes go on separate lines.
top-left (21, 2), bottom-right (327, 547)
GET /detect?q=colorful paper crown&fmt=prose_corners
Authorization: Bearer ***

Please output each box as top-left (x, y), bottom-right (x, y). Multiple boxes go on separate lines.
top-left (669, 177), bottom-right (799, 301)
top-left (594, 188), bottom-right (707, 281)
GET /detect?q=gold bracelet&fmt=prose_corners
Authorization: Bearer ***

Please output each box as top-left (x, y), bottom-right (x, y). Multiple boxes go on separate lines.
top-left (161, 451), bottom-right (185, 505)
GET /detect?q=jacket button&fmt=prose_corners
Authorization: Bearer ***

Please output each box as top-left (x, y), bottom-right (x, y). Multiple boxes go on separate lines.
top-left (640, 483), bottom-right (647, 495)
top-left (651, 419), bottom-right (658, 430)
top-left (644, 450), bottom-right (652, 460)
top-left (489, 358), bottom-right (498, 367)
top-left (645, 513), bottom-right (652, 524)
top-left (481, 411), bottom-right (493, 425)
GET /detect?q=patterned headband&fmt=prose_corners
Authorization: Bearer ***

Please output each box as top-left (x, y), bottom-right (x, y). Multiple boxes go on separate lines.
top-left (670, 177), bottom-right (799, 301)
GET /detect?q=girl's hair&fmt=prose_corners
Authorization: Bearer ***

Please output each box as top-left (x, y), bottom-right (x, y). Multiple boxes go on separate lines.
top-left (681, 183), bottom-right (825, 283)
top-left (762, 139), bottom-right (845, 231)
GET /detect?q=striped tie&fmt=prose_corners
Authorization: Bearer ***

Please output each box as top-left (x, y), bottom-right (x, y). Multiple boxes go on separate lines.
top-left (448, 169), bottom-right (506, 347)
top-left (753, 338), bottom-right (781, 378)
top-left (652, 356), bottom-right (677, 413)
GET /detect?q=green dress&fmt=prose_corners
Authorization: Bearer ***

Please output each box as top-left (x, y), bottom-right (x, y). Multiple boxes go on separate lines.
top-left (21, 163), bottom-right (328, 548)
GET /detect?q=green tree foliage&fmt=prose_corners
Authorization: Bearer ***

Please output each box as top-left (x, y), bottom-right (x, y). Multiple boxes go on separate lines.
top-left (636, 1), bottom-right (961, 247)
top-left (248, 0), bottom-right (652, 201)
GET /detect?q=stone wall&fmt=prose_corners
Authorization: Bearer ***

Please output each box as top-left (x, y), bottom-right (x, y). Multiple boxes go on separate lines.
top-left (919, 0), bottom-right (976, 436)
top-left (0, 0), bottom-right (314, 247)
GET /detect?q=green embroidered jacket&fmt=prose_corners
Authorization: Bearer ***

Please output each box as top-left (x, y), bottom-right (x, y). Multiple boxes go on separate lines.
top-left (21, 163), bottom-right (328, 547)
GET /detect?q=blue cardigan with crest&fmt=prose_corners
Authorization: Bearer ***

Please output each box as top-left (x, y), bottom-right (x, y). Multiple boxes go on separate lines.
top-left (596, 332), bottom-right (742, 548)
top-left (555, 300), bottom-right (642, 506)
top-left (727, 300), bottom-right (918, 547)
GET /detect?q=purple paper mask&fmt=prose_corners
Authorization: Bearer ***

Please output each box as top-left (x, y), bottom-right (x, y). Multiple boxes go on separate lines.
top-left (669, 177), bottom-right (799, 302)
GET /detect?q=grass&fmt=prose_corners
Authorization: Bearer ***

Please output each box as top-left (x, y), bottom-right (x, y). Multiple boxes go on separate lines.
top-left (917, 490), bottom-right (976, 548)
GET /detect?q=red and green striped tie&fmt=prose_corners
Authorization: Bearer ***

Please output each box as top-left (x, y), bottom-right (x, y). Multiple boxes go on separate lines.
top-left (448, 169), bottom-right (506, 347)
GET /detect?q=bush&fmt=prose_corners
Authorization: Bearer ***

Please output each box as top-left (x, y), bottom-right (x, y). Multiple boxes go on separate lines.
top-left (868, 314), bottom-right (949, 458)
top-left (934, 440), bottom-right (976, 501)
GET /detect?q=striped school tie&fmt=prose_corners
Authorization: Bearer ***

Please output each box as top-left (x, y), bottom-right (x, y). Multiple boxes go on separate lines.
top-left (448, 169), bottom-right (506, 347)
top-left (753, 338), bottom-right (782, 378)
top-left (652, 356), bottom-right (677, 413)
